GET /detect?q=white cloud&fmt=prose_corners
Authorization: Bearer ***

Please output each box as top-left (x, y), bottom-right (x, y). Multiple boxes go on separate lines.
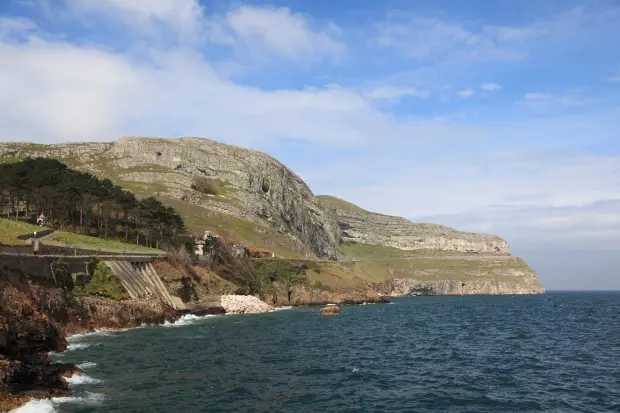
top-left (524, 92), bottom-right (553, 101)
top-left (225, 6), bottom-right (345, 61)
top-left (480, 82), bottom-right (502, 92)
top-left (0, 25), bottom-right (458, 146)
top-left (365, 86), bottom-right (430, 101)
top-left (67, 0), bottom-right (206, 42)
top-left (457, 88), bottom-right (474, 98)
top-left (0, 16), bottom-right (38, 38)
top-left (375, 13), bottom-right (526, 62)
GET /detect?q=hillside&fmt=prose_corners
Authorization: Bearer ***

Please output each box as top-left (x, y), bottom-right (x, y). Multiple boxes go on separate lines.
top-left (319, 195), bottom-right (508, 254)
top-left (0, 137), bottom-right (544, 295)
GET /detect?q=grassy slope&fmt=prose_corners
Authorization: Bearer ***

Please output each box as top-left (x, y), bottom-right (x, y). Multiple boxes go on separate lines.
top-left (0, 148), bottom-right (308, 258)
top-left (308, 256), bottom-right (533, 293)
top-left (0, 219), bottom-right (47, 245)
top-left (159, 196), bottom-right (310, 259)
top-left (317, 195), bottom-right (369, 214)
top-left (0, 218), bottom-right (161, 253)
top-left (44, 231), bottom-right (162, 253)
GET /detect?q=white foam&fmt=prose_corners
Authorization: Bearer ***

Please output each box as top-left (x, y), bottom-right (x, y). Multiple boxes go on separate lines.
top-left (162, 314), bottom-right (216, 327)
top-left (67, 343), bottom-right (90, 351)
top-left (8, 393), bottom-right (105, 413)
top-left (66, 373), bottom-right (103, 385)
top-left (9, 399), bottom-right (56, 413)
top-left (77, 362), bottom-right (97, 369)
top-left (55, 392), bottom-right (105, 405)
top-left (68, 330), bottom-right (111, 341)
top-left (274, 306), bottom-right (293, 311)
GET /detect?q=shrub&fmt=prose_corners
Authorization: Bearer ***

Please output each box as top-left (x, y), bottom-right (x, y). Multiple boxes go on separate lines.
top-left (261, 178), bottom-right (270, 193)
top-left (191, 176), bottom-right (223, 195)
top-left (74, 262), bottom-right (128, 300)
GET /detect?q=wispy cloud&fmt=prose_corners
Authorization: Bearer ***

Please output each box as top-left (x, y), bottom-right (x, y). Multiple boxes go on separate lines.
top-left (480, 82), bottom-right (502, 92)
top-left (366, 86), bottom-right (430, 101)
top-left (457, 89), bottom-right (474, 98)
top-left (224, 6), bottom-right (346, 61)
top-left (374, 12), bottom-right (527, 62)
top-left (524, 92), bottom-right (553, 101)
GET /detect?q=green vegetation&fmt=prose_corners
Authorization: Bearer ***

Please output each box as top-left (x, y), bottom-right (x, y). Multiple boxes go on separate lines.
top-left (317, 195), bottom-right (369, 214)
top-left (45, 232), bottom-right (162, 253)
top-left (0, 158), bottom-right (185, 249)
top-left (254, 261), bottom-right (308, 302)
top-left (74, 262), bottom-right (128, 300)
top-left (338, 242), bottom-right (415, 259)
top-left (0, 219), bottom-right (48, 245)
top-left (191, 176), bottom-right (225, 195)
top-left (261, 178), bottom-right (270, 193)
top-left (338, 242), bottom-right (470, 259)
top-left (159, 196), bottom-right (310, 259)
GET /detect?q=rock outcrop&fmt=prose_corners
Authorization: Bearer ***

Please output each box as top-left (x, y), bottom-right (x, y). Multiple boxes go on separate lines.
top-left (0, 137), bottom-right (341, 259)
top-left (0, 264), bottom-right (179, 411)
top-left (220, 295), bottom-right (274, 314)
top-left (319, 305), bottom-right (340, 316)
top-left (319, 196), bottom-right (509, 254)
top-left (0, 137), bottom-right (545, 296)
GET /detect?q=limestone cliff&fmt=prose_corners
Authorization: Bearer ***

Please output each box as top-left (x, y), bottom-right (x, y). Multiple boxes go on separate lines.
top-left (0, 137), bottom-right (341, 259)
top-left (318, 195), bottom-right (508, 254)
top-left (0, 137), bottom-right (545, 295)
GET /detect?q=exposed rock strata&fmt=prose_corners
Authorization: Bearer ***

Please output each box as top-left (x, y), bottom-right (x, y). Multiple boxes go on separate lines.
top-left (0, 137), bottom-right (342, 259)
top-left (319, 196), bottom-right (509, 254)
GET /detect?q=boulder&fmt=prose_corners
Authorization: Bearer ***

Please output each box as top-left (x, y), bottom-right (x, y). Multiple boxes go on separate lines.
top-left (319, 305), bottom-right (340, 316)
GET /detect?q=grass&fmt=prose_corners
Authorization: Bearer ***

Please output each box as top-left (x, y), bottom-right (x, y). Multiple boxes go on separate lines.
top-left (0, 218), bottom-right (48, 246)
top-left (45, 232), bottom-right (163, 254)
top-left (159, 196), bottom-right (311, 259)
top-left (317, 195), bottom-right (369, 214)
top-left (338, 242), bottom-right (474, 259)
top-left (74, 261), bottom-right (128, 300)
top-left (303, 255), bottom-right (533, 293)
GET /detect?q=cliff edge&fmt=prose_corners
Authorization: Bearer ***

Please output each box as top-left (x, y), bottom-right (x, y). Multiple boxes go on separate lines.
top-left (0, 137), bottom-right (545, 295)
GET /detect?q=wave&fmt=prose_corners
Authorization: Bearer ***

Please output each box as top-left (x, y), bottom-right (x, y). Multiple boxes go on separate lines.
top-left (9, 392), bottom-right (104, 413)
top-left (274, 306), bottom-right (293, 311)
top-left (162, 314), bottom-right (216, 327)
top-left (66, 343), bottom-right (90, 351)
top-left (68, 329), bottom-right (113, 341)
top-left (77, 362), bottom-right (97, 369)
top-left (66, 373), bottom-right (103, 385)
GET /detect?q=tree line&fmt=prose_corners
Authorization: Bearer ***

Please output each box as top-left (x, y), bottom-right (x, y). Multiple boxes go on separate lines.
top-left (0, 158), bottom-right (184, 248)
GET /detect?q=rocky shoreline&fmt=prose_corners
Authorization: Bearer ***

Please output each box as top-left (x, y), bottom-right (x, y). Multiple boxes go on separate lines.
top-left (1, 263), bottom-right (386, 412)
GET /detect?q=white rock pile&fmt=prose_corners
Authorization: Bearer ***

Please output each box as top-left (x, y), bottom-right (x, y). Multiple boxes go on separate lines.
top-left (220, 295), bottom-right (274, 314)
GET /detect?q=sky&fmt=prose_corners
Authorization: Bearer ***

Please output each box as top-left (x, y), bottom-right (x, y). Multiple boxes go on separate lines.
top-left (0, 0), bottom-right (619, 290)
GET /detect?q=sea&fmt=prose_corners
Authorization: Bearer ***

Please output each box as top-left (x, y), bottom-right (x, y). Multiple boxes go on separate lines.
top-left (11, 293), bottom-right (620, 413)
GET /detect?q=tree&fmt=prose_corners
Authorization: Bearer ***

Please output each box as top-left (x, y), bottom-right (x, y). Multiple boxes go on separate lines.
top-left (278, 267), bottom-right (307, 303)
top-left (0, 158), bottom-right (185, 249)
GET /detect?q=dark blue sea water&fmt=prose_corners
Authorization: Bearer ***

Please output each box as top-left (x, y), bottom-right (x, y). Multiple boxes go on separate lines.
top-left (15, 293), bottom-right (620, 412)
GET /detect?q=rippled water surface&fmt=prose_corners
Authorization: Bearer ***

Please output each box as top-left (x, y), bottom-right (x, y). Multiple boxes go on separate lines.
top-left (30, 293), bottom-right (620, 412)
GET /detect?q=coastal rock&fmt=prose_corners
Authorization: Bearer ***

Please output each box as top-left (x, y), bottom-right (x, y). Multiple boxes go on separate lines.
top-left (220, 295), bottom-right (273, 314)
top-left (319, 305), bottom-right (340, 316)
top-left (0, 264), bottom-right (179, 411)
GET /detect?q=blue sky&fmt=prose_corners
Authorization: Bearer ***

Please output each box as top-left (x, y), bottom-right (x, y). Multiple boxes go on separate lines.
top-left (1, 0), bottom-right (619, 289)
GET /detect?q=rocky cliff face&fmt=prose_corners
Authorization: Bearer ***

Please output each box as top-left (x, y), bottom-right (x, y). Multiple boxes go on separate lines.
top-left (368, 256), bottom-right (544, 296)
top-left (0, 136), bottom-right (544, 295)
top-left (0, 137), bottom-right (341, 259)
top-left (0, 265), bottom-right (178, 411)
top-left (319, 196), bottom-right (509, 254)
